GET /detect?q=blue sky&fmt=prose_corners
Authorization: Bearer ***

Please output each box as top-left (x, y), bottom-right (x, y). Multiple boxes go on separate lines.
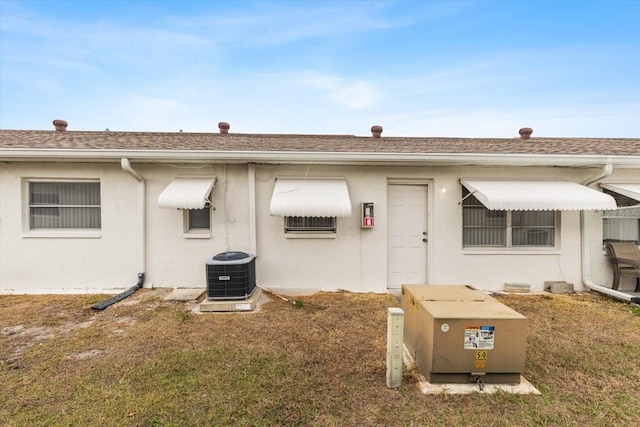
top-left (1, 0), bottom-right (639, 137)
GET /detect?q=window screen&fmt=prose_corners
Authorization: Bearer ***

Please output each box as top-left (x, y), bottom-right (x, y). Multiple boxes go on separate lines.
top-left (284, 216), bottom-right (336, 233)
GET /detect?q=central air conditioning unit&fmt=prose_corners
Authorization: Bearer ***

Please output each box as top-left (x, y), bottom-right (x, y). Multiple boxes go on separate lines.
top-left (206, 251), bottom-right (256, 300)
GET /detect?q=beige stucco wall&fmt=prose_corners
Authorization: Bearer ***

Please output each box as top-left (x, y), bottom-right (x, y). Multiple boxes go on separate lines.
top-left (1, 160), bottom-right (634, 294)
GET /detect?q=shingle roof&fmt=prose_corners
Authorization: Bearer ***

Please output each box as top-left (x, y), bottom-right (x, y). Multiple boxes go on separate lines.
top-left (1, 129), bottom-right (639, 156)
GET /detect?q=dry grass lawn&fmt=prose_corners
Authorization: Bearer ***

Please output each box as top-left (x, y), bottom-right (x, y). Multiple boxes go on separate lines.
top-left (1, 290), bottom-right (639, 426)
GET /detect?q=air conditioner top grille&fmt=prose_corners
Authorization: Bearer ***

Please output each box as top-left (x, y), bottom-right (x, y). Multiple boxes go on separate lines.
top-left (208, 252), bottom-right (254, 266)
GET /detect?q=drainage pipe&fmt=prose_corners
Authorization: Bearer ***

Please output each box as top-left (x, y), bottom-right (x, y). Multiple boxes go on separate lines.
top-left (248, 163), bottom-right (257, 255)
top-left (92, 273), bottom-right (145, 310)
top-left (121, 158), bottom-right (147, 276)
top-left (580, 163), bottom-right (638, 303)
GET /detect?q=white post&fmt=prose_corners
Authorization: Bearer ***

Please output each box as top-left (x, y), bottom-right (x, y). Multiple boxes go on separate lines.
top-left (386, 307), bottom-right (404, 388)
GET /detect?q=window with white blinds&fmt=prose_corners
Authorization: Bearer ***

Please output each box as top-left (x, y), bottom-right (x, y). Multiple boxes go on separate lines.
top-left (462, 187), bottom-right (555, 248)
top-left (29, 181), bottom-right (101, 229)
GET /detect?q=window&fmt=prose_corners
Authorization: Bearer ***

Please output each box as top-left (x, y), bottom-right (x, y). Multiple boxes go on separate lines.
top-left (603, 189), bottom-right (640, 244)
top-left (511, 211), bottom-right (555, 246)
top-left (186, 208), bottom-right (211, 231)
top-left (183, 208), bottom-right (211, 238)
top-left (284, 216), bottom-right (336, 234)
top-left (462, 187), bottom-right (555, 248)
top-left (29, 181), bottom-right (101, 229)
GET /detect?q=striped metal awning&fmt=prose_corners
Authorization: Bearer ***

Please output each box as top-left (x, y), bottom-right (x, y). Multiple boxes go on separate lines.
top-left (157, 177), bottom-right (216, 209)
top-left (270, 177), bottom-right (352, 217)
top-left (600, 183), bottom-right (640, 202)
top-left (460, 180), bottom-right (617, 211)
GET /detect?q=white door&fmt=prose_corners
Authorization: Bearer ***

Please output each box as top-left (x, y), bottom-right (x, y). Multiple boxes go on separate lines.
top-left (387, 184), bottom-right (428, 289)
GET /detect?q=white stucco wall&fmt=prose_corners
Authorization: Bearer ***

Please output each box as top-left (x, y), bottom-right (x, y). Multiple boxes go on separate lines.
top-left (1, 160), bottom-right (633, 295)
top-left (141, 163), bottom-right (250, 288)
top-left (254, 164), bottom-right (628, 294)
top-left (0, 162), bottom-right (139, 293)
top-left (254, 165), bottom-right (388, 294)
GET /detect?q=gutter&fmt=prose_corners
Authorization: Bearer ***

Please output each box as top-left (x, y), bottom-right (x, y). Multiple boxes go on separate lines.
top-left (580, 163), bottom-right (638, 303)
top-left (2, 148), bottom-right (640, 167)
top-left (121, 158), bottom-right (147, 280)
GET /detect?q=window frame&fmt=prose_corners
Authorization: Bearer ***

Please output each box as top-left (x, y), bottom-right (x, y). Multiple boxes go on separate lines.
top-left (24, 179), bottom-right (102, 238)
top-left (462, 187), bottom-right (557, 249)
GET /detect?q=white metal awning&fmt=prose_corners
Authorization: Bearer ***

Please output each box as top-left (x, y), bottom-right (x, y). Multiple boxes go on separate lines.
top-left (157, 177), bottom-right (216, 209)
top-left (270, 177), bottom-right (352, 217)
top-left (460, 180), bottom-right (617, 211)
top-left (600, 183), bottom-right (640, 202)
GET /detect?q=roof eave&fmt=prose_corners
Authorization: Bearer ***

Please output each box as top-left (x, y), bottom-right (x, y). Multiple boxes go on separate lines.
top-left (1, 148), bottom-right (639, 168)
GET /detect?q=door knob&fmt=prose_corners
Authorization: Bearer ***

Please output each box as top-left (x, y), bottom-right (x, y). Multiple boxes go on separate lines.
top-left (422, 238), bottom-right (428, 243)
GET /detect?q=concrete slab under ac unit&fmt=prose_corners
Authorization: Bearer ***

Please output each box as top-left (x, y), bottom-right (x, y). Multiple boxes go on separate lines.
top-left (198, 288), bottom-right (267, 312)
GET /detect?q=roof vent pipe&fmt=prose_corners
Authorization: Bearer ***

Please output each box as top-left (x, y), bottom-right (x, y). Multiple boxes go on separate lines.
top-left (53, 119), bottom-right (68, 132)
top-left (218, 122), bottom-right (230, 134)
top-left (371, 125), bottom-right (383, 138)
top-left (519, 127), bottom-right (533, 140)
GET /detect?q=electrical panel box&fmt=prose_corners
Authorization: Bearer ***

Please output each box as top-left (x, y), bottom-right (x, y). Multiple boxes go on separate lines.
top-left (401, 284), bottom-right (527, 384)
